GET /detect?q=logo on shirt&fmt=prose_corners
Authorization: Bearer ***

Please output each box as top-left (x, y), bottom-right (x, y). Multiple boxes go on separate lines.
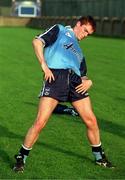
top-left (63, 43), bottom-right (82, 63)
top-left (64, 43), bottom-right (73, 49)
top-left (65, 32), bottom-right (72, 38)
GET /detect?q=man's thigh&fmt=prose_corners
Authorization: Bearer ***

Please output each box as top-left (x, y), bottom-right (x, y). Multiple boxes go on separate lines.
top-left (71, 97), bottom-right (96, 120)
top-left (37, 97), bottom-right (59, 120)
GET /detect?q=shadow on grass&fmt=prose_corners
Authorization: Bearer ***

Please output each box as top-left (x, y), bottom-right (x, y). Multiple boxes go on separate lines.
top-left (1, 110), bottom-right (124, 168)
top-left (22, 101), bottom-right (125, 139)
top-left (98, 118), bottom-right (125, 138)
top-left (116, 97), bottom-right (125, 102)
top-left (0, 124), bottom-right (23, 168)
top-left (0, 149), bottom-right (12, 167)
top-left (37, 141), bottom-right (92, 163)
top-left (24, 101), bottom-right (37, 107)
top-left (73, 117), bottom-right (125, 139)
top-left (0, 124), bottom-right (23, 139)
top-left (0, 124), bottom-right (92, 168)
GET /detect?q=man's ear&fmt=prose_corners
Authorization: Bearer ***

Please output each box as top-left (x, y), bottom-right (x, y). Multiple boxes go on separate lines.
top-left (76, 21), bottom-right (81, 27)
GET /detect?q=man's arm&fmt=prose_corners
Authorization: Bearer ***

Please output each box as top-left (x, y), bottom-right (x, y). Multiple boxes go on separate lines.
top-left (75, 57), bottom-right (92, 94)
top-left (36, 24), bottom-right (59, 47)
top-left (32, 38), bottom-right (55, 83)
top-left (32, 25), bottom-right (60, 82)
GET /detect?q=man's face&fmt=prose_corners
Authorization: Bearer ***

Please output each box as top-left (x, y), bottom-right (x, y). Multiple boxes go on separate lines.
top-left (74, 22), bottom-right (94, 40)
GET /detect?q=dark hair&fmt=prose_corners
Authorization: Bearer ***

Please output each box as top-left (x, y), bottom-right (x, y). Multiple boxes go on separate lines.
top-left (78, 15), bottom-right (96, 32)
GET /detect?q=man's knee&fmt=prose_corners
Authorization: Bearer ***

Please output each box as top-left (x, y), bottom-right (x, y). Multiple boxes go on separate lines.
top-left (84, 115), bottom-right (99, 130)
top-left (33, 119), bottom-right (47, 133)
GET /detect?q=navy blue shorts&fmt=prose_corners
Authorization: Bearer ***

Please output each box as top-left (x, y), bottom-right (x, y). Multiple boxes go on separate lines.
top-left (39, 69), bottom-right (89, 102)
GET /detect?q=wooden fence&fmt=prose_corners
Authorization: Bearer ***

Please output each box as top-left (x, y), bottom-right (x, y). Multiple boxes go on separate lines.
top-left (0, 16), bottom-right (125, 37)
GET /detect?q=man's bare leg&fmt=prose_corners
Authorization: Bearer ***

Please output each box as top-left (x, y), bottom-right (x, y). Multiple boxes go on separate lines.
top-left (72, 97), bottom-right (100, 145)
top-left (24, 97), bottom-right (58, 148)
top-left (13, 97), bottom-right (58, 172)
top-left (72, 97), bottom-right (114, 168)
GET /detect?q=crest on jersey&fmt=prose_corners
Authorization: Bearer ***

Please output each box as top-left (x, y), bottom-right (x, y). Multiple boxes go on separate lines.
top-left (65, 32), bottom-right (72, 38)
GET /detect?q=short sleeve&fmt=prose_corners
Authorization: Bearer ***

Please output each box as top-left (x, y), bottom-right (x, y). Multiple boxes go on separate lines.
top-left (35, 24), bottom-right (60, 47)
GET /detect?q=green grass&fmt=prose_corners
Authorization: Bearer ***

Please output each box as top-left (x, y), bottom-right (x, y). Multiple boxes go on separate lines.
top-left (0, 27), bottom-right (125, 179)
